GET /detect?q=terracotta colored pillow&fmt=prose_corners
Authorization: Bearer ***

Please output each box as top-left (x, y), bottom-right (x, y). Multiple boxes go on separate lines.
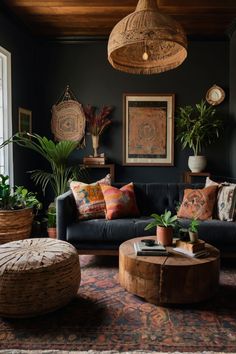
top-left (177, 186), bottom-right (218, 220)
top-left (70, 174), bottom-right (111, 220)
top-left (100, 183), bottom-right (140, 220)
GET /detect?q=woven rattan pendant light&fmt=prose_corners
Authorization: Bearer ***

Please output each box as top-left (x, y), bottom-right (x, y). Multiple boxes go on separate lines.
top-left (107, 0), bottom-right (187, 74)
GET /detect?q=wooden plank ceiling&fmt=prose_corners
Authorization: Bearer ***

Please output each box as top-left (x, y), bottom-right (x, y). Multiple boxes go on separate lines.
top-left (2, 0), bottom-right (236, 38)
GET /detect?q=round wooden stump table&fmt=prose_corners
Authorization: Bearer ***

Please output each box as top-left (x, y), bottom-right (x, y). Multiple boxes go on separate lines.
top-left (119, 236), bottom-right (220, 305)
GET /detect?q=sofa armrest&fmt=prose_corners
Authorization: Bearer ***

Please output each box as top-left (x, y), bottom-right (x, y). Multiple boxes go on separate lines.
top-left (56, 190), bottom-right (77, 241)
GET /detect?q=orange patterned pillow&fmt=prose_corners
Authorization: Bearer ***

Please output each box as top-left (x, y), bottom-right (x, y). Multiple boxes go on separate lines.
top-left (70, 174), bottom-right (111, 220)
top-left (100, 183), bottom-right (140, 220)
top-left (177, 186), bottom-right (218, 220)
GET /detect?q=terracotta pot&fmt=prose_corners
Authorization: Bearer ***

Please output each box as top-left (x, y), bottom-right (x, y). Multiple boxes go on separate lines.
top-left (189, 231), bottom-right (198, 243)
top-left (156, 226), bottom-right (173, 246)
top-left (47, 227), bottom-right (57, 239)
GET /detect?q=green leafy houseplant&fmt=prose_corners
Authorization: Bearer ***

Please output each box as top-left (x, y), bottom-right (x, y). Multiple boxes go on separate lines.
top-left (188, 218), bottom-right (199, 243)
top-left (47, 205), bottom-right (56, 228)
top-left (47, 204), bottom-right (57, 238)
top-left (144, 210), bottom-right (178, 246)
top-left (0, 174), bottom-right (41, 244)
top-left (176, 100), bottom-right (223, 156)
top-left (144, 210), bottom-right (178, 230)
top-left (0, 174), bottom-right (41, 210)
top-left (188, 219), bottom-right (199, 233)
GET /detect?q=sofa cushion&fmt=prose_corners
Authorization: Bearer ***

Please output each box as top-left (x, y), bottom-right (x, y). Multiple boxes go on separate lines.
top-left (70, 174), bottom-right (111, 220)
top-left (177, 186), bottom-right (218, 220)
top-left (66, 216), bottom-right (154, 244)
top-left (205, 177), bottom-right (236, 221)
top-left (101, 183), bottom-right (140, 220)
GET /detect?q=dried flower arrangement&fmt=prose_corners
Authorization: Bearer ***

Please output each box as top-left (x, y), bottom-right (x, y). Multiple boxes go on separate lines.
top-left (83, 105), bottom-right (113, 136)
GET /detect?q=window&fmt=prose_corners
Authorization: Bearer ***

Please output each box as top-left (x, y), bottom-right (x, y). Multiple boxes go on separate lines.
top-left (0, 45), bottom-right (13, 185)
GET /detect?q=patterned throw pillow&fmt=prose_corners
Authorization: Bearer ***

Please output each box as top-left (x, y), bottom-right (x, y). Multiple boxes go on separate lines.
top-left (70, 174), bottom-right (111, 220)
top-left (205, 177), bottom-right (236, 221)
top-left (100, 183), bottom-right (140, 220)
top-left (177, 186), bottom-right (218, 220)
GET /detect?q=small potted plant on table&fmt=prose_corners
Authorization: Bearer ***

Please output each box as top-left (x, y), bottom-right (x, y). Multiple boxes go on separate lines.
top-left (144, 210), bottom-right (178, 246)
top-left (188, 218), bottom-right (199, 243)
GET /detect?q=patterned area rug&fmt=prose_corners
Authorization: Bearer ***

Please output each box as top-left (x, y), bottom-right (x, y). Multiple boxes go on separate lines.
top-left (0, 256), bottom-right (236, 352)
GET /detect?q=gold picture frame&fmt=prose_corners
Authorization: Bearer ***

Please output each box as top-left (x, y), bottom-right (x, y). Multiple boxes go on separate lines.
top-left (18, 107), bottom-right (32, 134)
top-left (123, 93), bottom-right (175, 166)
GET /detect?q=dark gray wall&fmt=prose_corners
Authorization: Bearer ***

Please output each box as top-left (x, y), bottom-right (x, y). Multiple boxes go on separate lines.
top-left (0, 6), bottom-right (37, 187)
top-left (0, 4), bottom-right (231, 185)
top-left (37, 40), bottom-right (229, 183)
top-left (229, 28), bottom-right (236, 178)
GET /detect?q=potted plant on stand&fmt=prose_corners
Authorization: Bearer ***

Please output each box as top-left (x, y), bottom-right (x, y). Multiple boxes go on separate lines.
top-left (0, 174), bottom-right (41, 244)
top-left (144, 210), bottom-right (178, 246)
top-left (176, 100), bottom-right (223, 172)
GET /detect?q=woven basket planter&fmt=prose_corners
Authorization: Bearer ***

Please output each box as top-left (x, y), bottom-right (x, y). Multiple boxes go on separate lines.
top-left (0, 238), bottom-right (81, 318)
top-left (0, 208), bottom-right (34, 244)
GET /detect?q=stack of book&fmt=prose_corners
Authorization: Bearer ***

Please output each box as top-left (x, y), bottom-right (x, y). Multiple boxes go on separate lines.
top-left (173, 239), bottom-right (209, 258)
top-left (83, 156), bottom-right (106, 165)
top-left (134, 241), bottom-right (168, 256)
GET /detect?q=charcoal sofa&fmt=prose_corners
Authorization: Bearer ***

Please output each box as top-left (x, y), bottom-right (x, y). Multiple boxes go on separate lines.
top-left (57, 183), bottom-right (236, 256)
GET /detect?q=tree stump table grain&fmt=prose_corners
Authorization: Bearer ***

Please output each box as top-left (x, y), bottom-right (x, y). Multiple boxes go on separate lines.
top-left (119, 236), bottom-right (220, 305)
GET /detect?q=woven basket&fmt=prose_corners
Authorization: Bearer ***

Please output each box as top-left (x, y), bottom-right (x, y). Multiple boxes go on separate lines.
top-left (0, 208), bottom-right (33, 244)
top-left (0, 238), bottom-right (81, 317)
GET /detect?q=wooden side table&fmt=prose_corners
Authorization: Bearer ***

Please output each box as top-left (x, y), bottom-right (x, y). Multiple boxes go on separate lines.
top-left (81, 163), bottom-right (115, 182)
top-left (183, 171), bottom-right (210, 184)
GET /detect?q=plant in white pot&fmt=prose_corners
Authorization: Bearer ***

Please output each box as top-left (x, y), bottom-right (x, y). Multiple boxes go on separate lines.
top-left (144, 210), bottom-right (178, 246)
top-left (176, 100), bottom-right (223, 172)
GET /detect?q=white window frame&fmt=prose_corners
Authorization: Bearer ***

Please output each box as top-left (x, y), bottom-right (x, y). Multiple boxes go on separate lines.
top-left (0, 45), bottom-right (13, 186)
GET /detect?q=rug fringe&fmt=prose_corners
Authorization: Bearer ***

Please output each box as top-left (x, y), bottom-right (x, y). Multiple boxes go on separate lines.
top-left (0, 350), bottom-right (235, 354)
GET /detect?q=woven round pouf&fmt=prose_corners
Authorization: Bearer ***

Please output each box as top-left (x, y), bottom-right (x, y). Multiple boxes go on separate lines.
top-left (0, 238), bottom-right (81, 318)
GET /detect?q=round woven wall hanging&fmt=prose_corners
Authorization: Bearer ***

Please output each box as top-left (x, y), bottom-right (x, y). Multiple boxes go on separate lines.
top-left (51, 86), bottom-right (86, 143)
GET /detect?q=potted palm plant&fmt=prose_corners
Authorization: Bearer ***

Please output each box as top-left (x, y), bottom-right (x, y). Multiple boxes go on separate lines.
top-left (0, 174), bottom-right (41, 244)
top-left (1, 132), bottom-right (86, 237)
top-left (176, 100), bottom-right (223, 172)
top-left (144, 210), bottom-right (178, 246)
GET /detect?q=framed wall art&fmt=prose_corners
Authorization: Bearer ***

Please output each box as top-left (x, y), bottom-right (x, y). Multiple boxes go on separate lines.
top-left (123, 93), bottom-right (175, 166)
top-left (18, 107), bottom-right (32, 134)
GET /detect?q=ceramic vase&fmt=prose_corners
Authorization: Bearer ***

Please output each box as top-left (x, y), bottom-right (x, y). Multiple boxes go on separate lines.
top-left (188, 155), bottom-right (207, 173)
top-left (92, 134), bottom-right (99, 157)
top-left (189, 231), bottom-right (198, 243)
top-left (156, 226), bottom-right (173, 246)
